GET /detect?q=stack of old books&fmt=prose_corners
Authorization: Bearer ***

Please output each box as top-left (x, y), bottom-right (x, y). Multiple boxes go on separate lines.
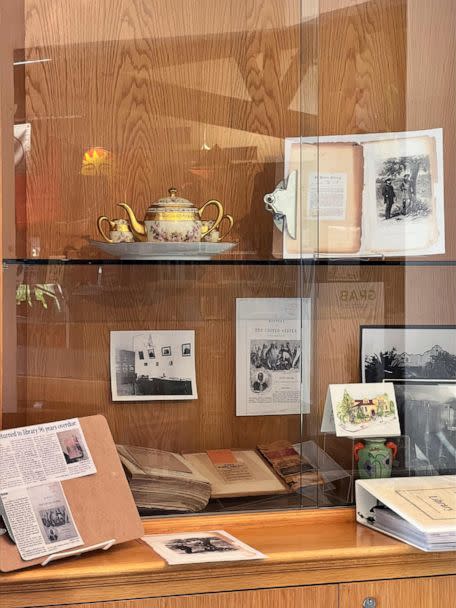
top-left (117, 444), bottom-right (211, 513)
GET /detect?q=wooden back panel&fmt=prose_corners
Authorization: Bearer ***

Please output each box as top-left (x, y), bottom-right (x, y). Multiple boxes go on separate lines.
top-left (1, 1), bottom-right (455, 481)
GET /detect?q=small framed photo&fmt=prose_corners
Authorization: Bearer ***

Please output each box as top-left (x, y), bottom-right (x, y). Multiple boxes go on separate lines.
top-left (360, 325), bottom-right (456, 383)
top-left (182, 343), bottom-right (191, 357)
top-left (161, 346), bottom-right (172, 357)
top-left (148, 348), bottom-right (156, 359)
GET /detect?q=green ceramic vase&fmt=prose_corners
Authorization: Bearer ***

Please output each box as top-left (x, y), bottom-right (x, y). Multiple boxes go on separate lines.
top-left (353, 438), bottom-right (398, 479)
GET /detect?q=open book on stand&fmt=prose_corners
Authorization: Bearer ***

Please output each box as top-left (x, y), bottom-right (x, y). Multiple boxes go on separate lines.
top-left (266, 129), bottom-right (444, 258)
top-left (356, 475), bottom-right (456, 552)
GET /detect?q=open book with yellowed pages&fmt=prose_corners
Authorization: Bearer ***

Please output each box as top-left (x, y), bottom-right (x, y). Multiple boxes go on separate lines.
top-left (182, 449), bottom-right (288, 498)
top-left (272, 129), bottom-right (444, 258)
top-left (356, 475), bottom-right (456, 552)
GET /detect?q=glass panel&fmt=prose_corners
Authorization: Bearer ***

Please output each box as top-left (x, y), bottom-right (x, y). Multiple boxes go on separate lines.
top-left (1, 0), bottom-right (322, 516)
top-left (1, 0), bottom-right (454, 520)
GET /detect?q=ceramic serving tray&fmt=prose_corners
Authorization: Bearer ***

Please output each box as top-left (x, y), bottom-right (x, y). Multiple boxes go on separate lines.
top-left (90, 240), bottom-right (237, 260)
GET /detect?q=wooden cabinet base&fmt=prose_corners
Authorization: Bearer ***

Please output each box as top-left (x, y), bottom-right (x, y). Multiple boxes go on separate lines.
top-left (340, 576), bottom-right (456, 608)
top-left (49, 586), bottom-right (339, 608)
top-left (1, 509), bottom-right (454, 608)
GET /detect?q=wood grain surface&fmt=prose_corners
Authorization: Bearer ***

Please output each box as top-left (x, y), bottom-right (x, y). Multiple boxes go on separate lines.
top-left (339, 575), bottom-right (456, 608)
top-left (18, 0), bottom-right (310, 259)
top-left (45, 586), bottom-right (339, 608)
top-left (1, 509), bottom-right (455, 608)
top-left (405, 0), bottom-right (456, 260)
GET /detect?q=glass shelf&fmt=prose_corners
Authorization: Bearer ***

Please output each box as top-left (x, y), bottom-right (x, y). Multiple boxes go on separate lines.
top-left (3, 258), bottom-right (456, 267)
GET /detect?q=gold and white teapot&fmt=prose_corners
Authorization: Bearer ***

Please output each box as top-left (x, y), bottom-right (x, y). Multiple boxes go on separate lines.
top-left (118, 188), bottom-right (233, 243)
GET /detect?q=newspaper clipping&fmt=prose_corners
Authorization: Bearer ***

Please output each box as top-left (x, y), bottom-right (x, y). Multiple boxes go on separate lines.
top-left (0, 419), bottom-right (95, 561)
top-left (1, 482), bottom-right (82, 561)
top-left (236, 298), bottom-right (311, 416)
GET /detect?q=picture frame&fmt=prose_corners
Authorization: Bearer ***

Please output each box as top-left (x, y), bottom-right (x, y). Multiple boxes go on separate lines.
top-left (360, 325), bottom-right (456, 383)
top-left (182, 343), bottom-right (191, 357)
top-left (161, 346), bottom-right (172, 357)
top-left (389, 380), bottom-right (456, 475)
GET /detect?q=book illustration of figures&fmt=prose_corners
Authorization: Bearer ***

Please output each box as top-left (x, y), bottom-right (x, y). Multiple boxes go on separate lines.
top-left (377, 154), bottom-right (432, 222)
top-left (336, 389), bottom-right (397, 434)
top-left (277, 128), bottom-right (444, 258)
top-left (250, 339), bottom-right (301, 394)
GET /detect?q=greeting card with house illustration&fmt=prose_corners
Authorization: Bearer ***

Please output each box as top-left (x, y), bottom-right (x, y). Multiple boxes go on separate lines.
top-left (321, 383), bottom-right (401, 438)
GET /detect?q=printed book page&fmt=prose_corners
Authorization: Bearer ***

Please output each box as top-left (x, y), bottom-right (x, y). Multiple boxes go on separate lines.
top-left (236, 298), bottom-right (311, 416)
top-left (284, 142), bottom-right (363, 255)
top-left (362, 134), bottom-right (442, 254)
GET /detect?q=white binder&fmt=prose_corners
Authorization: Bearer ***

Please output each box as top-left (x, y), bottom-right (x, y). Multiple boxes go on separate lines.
top-left (355, 475), bottom-right (456, 552)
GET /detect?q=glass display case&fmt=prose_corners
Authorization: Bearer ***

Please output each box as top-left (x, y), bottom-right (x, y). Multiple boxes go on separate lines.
top-left (1, 0), bottom-right (454, 519)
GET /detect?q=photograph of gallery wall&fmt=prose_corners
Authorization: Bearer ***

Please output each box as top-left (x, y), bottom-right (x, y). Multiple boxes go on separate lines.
top-left (360, 325), bottom-right (456, 383)
top-left (110, 330), bottom-right (197, 401)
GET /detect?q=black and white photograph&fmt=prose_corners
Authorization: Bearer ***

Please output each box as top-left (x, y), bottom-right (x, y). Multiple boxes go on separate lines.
top-left (165, 536), bottom-right (236, 555)
top-left (392, 382), bottom-right (456, 475)
top-left (142, 530), bottom-right (266, 565)
top-left (110, 330), bottom-right (197, 401)
top-left (27, 482), bottom-right (81, 547)
top-left (361, 325), bottom-right (456, 383)
top-left (376, 154), bottom-right (432, 222)
top-left (38, 506), bottom-right (71, 542)
top-left (57, 429), bottom-right (87, 464)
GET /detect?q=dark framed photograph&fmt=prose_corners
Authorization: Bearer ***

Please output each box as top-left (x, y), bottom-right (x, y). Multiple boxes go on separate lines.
top-left (392, 380), bottom-right (456, 475)
top-left (182, 343), bottom-right (191, 357)
top-left (161, 346), bottom-right (172, 357)
top-left (360, 325), bottom-right (456, 383)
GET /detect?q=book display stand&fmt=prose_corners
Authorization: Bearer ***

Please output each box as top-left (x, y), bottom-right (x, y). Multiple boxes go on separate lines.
top-left (0, 415), bottom-right (144, 572)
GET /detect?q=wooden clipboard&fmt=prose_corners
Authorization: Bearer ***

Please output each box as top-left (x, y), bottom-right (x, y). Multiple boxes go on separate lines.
top-left (0, 415), bottom-right (144, 572)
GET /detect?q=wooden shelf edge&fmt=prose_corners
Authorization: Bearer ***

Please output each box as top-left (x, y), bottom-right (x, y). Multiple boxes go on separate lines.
top-left (1, 507), bottom-right (455, 608)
